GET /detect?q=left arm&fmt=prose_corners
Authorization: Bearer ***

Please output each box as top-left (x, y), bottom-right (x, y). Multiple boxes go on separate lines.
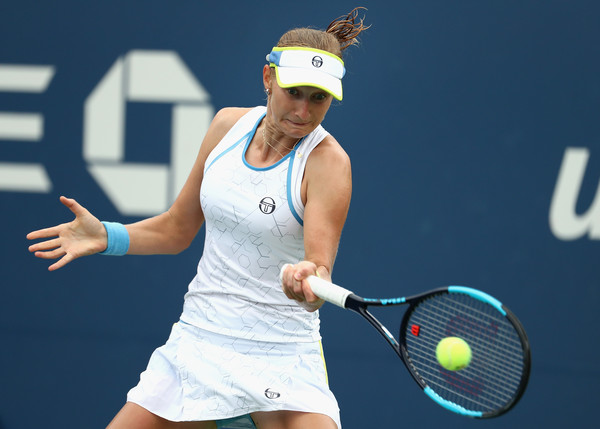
top-left (280, 135), bottom-right (352, 311)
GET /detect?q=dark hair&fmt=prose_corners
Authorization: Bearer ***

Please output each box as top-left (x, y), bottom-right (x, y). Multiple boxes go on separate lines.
top-left (276, 7), bottom-right (369, 59)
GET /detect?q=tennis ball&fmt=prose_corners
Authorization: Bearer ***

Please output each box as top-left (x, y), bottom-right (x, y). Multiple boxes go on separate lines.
top-left (436, 337), bottom-right (472, 371)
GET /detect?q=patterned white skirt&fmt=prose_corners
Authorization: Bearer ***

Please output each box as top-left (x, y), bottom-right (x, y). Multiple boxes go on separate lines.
top-left (127, 321), bottom-right (341, 428)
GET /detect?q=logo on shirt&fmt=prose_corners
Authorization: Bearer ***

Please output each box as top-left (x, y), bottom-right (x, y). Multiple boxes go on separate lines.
top-left (259, 197), bottom-right (276, 214)
top-left (312, 56), bottom-right (323, 68)
top-left (264, 388), bottom-right (281, 399)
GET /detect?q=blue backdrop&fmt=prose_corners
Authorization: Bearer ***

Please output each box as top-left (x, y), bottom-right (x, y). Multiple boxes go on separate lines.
top-left (1, 1), bottom-right (598, 427)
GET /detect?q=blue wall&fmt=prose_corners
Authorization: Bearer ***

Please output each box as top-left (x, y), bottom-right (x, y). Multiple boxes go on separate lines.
top-left (1, 1), bottom-right (598, 427)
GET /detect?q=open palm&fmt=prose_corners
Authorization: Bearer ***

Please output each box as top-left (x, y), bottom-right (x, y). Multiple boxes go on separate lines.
top-left (27, 196), bottom-right (108, 271)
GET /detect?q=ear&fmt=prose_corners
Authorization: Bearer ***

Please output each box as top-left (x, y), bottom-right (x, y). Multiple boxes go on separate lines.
top-left (263, 64), bottom-right (272, 92)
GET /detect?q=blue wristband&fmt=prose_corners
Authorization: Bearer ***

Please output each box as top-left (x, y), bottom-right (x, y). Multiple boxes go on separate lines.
top-left (99, 221), bottom-right (130, 256)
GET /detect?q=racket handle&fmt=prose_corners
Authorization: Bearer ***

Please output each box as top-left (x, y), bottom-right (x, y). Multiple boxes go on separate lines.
top-left (279, 263), bottom-right (353, 308)
top-left (307, 275), bottom-right (353, 308)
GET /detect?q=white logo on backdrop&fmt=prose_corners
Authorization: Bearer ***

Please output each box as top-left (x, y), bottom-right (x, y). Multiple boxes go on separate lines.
top-left (0, 51), bottom-right (213, 217)
top-left (0, 64), bottom-right (55, 192)
top-left (550, 147), bottom-right (600, 240)
top-left (84, 50), bottom-right (213, 216)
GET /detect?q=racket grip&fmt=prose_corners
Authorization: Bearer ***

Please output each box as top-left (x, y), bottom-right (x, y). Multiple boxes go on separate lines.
top-left (307, 275), bottom-right (353, 308)
top-left (279, 264), bottom-right (353, 308)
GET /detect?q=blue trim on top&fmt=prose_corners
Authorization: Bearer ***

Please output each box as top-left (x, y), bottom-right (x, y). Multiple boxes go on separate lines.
top-left (241, 112), bottom-right (300, 172)
top-left (242, 141), bottom-right (295, 172)
top-left (424, 387), bottom-right (483, 417)
top-left (448, 286), bottom-right (506, 316)
top-left (286, 153), bottom-right (303, 226)
top-left (206, 128), bottom-right (253, 173)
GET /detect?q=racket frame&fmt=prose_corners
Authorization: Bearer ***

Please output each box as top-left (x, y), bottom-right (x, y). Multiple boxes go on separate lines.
top-left (306, 275), bottom-right (531, 419)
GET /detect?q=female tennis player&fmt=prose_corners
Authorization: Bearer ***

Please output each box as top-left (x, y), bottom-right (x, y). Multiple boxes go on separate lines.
top-left (27, 8), bottom-right (368, 429)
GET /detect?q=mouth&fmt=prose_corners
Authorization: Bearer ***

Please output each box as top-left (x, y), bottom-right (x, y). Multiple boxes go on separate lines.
top-left (286, 119), bottom-right (311, 127)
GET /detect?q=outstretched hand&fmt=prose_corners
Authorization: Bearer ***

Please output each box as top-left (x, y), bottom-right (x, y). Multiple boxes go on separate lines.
top-left (280, 261), bottom-right (326, 312)
top-left (27, 196), bottom-right (108, 271)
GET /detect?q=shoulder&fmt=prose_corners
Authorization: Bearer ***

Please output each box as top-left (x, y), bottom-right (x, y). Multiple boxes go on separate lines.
top-left (210, 107), bottom-right (255, 135)
top-left (308, 134), bottom-right (351, 171)
top-left (200, 107), bottom-right (256, 155)
top-left (303, 134), bottom-right (352, 198)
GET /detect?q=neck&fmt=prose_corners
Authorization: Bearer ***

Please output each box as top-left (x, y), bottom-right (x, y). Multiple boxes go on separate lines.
top-left (261, 126), bottom-right (300, 159)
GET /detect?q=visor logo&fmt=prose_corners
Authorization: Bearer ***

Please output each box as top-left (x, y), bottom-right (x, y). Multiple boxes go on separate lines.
top-left (259, 197), bottom-right (276, 214)
top-left (311, 56), bottom-right (323, 68)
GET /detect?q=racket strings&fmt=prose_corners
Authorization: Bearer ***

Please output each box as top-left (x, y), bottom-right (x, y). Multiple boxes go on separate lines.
top-left (415, 299), bottom-right (525, 371)
top-left (402, 293), bottom-right (527, 414)
top-left (407, 299), bottom-right (523, 407)
top-left (407, 337), bottom-right (519, 409)
top-left (408, 339), bottom-right (520, 407)
top-left (413, 313), bottom-right (523, 404)
top-left (413, 312), bottom-right (522, 382)
top-left (408, 334), bottom-right (523, 392)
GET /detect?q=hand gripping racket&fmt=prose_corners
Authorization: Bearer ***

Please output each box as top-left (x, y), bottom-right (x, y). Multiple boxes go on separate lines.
top-left (282, 268), bottom-right (531, 418)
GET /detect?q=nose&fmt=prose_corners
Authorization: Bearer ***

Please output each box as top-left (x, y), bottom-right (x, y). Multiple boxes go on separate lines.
top-left (294, 98), bottom-right (310, 121)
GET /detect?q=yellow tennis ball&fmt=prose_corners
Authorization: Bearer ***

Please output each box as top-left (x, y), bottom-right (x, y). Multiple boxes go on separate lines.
top-left (436, 337), bottom-right (472, 371)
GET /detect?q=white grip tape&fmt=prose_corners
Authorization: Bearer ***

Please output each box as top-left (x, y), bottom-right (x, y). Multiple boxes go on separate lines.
top-left (279, 264), bottom-right (353, 308)
top-left (279, 264), bottom-right (293, 283)
top-left (307, 275), bottom-right (353, 308)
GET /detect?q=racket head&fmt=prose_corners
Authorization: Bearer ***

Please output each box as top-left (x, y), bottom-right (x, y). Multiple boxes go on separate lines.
top-left (398, 286), bottom-right (531, 418)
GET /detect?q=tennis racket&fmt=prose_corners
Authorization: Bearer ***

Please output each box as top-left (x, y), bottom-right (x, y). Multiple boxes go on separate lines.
top-left (282, 267), bottom-right (531, 418)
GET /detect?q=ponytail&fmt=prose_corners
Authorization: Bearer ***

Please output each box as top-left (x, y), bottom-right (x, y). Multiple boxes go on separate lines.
top-left (276, 7), bottom-right (369, 59)
top-left (326, 7), bottom-right (370, 52)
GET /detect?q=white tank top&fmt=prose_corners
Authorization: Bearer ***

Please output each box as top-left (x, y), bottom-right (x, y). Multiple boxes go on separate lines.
top-left (181, 106), bottom-right (329, 343)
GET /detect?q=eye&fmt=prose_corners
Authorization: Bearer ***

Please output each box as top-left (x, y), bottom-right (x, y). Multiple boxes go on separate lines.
top-left (287, 88), bottom-right (299, 96)
top-left (312, 92), bottom-right (329, 102)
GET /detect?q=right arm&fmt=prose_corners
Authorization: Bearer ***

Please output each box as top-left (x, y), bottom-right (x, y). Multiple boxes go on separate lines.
top-left (27, 107), bottom-right (250, 270)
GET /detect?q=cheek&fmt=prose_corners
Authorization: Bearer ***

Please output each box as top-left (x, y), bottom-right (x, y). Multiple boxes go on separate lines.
top-left (313, 102), bottom-right (332, 121)
top-left (270, 93), bottom-right (291, 114)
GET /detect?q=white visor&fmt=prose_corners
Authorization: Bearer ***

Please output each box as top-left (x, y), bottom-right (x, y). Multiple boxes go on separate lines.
top-left (266, 47), bottom-right (346, 100)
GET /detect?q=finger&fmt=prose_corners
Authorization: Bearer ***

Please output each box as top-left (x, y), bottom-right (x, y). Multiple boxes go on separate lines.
top-left (281, 264), bottom-right (299, 294)
top-left (60, 195), bottom-right (86, 217)
top-left (283, 282), bottom-right (304, 302)
top-left (292, 262), bottom-right (317, 281)
top-left (302, 279), bottom-right (320, 303)
top-left (28, 237), bottom-right (61, 252)
top-left (48, 253), bottom-right (74, 271)
top-left (291, 277), bottom-right (306, 302)
top-left (34, 248), bottom-right (66, 260)
top-left (281, 285), bottom-right (295, 301)
top-left (26, 225), bottom-right (63, 240)
top-left (282, 276), bottom-right (305, 302)
top-left (293, 267), bottom-right (308, 281)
